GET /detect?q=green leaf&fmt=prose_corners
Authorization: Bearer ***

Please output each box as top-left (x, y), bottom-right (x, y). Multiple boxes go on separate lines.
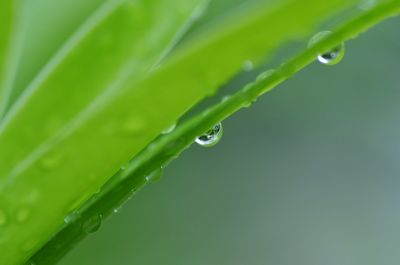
top-left (1, 0), bottom-right (398, 264)
top-left (0, 0), bottom-right (207, 264)
top-left (8, 0), bottom-right (107, 111)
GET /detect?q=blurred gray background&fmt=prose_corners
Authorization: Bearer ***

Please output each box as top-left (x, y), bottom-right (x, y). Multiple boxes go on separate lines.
top-left (60, 17), bottom-right (400, 265)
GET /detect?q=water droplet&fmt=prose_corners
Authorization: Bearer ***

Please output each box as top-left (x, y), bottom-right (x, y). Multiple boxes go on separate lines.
top-left (64, 211), bottom-right (79, 224)
top-left (16, 208), bottom-right (30, 223)
top-left (256, 70), bottom-right (275, 82)
top-left (82, 214), bottom-right (102, 234)
top-left (242, 60), bottom-right (254, 71)
top-left (0, 210), bottom-right (7, 226)
top-left (161, 123), bottom-right (176, 134)
top-left (145, 168), bottom-right (164, 183)
top-left (195, 123), bottom-right (223, 147)
top-left (309, 31), bottom-right (345, 66)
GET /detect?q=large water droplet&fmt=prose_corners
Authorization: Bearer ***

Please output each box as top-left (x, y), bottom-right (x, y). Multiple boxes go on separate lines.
top-left (82, 214), bottom-right (102, 234)
top-left (16, 208), bottom-right (30, 223)
top-left (0, 209), bottom-right (7, 226)
top-left (161, 123), bottom-right (176, 134)
top-left (145, 168), bottom-right (164, 183)
top-left (309, 31), bottom-right (345, 66)
top-left (195, 123), bottom-right (223, 147)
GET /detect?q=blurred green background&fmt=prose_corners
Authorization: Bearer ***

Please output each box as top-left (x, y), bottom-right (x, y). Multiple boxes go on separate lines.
top-left (60, 17), bottom-right (400, 265)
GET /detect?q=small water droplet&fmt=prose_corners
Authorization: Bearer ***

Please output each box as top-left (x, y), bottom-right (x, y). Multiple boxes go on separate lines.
top-left (256, 70), bottom-right (275, 82)
top-left (145, 168), bottom-right (164, 183)
top-left (242, 60), bottom-right (254, 71)
top-left (0, 210), bottom-right (7, 226)
top-left (82, 214), bottom-right (102, 234)
top-left (309, 31), bottom-right (345, 66)
top-left (16, 208), bottom-right (30, 223)
top-left (222, 95), bottom-right (231, 103)
top-left (161, 123), bottom-right (176, 134)
top-left (64, 211), bottom-right (79, 224)
top-left (195, 123), bottom-right (223, 147)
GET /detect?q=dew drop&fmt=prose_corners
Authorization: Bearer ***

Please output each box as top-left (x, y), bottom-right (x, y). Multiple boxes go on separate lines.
top-left (195, 123), bottom-right (223, 147)
top-left (242, 60), bottom-right (254, 71)
top-left (82, 214), bottom-right (102, 234)
top-left (309, 31), bottom-right (345, 66)
top-left (161, 123), bottom-right (176, 134)
top-left (0, 210), bottom-right (7, 226)
top-left (64, 211), bottom-right (79, 224)
top-left (16, 208), bottom-right (30, 223)
top-left (145, 168), bottom-right (164, 183)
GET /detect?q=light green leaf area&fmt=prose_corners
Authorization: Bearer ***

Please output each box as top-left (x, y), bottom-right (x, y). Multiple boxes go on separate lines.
top-left (8, 0), bottom-right (107, 110)
top-left (0, 0), bottom-right (395, 264)
top-left (0, 0), bottom-right (20, 117)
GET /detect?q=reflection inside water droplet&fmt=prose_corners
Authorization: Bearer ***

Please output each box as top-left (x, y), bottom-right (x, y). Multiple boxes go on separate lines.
top-left (308, 31), bottom-right (345, 66)
top-left (195, 123), bottom-right (223, 147)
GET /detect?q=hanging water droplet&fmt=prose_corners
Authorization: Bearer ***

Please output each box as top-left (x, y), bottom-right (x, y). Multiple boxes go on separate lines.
top-left (161, 123), bottom-right (176, 134)
top-left (195, 123), bottom-right (223, 147)
top-left (242, 60), bottom-right (254, 71)
top-left (16, 208), bottom-right (30, 223)
top-left (145, 168), bottom-right (164, 183)
top-left (0, 209), bottom-right (7, 226)
top-left (317, 45), bottom-right (345, 65)
top-left (308, 31), bottom-right (345, 66)
top-left (82, 214), bottom-right (102, 234)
